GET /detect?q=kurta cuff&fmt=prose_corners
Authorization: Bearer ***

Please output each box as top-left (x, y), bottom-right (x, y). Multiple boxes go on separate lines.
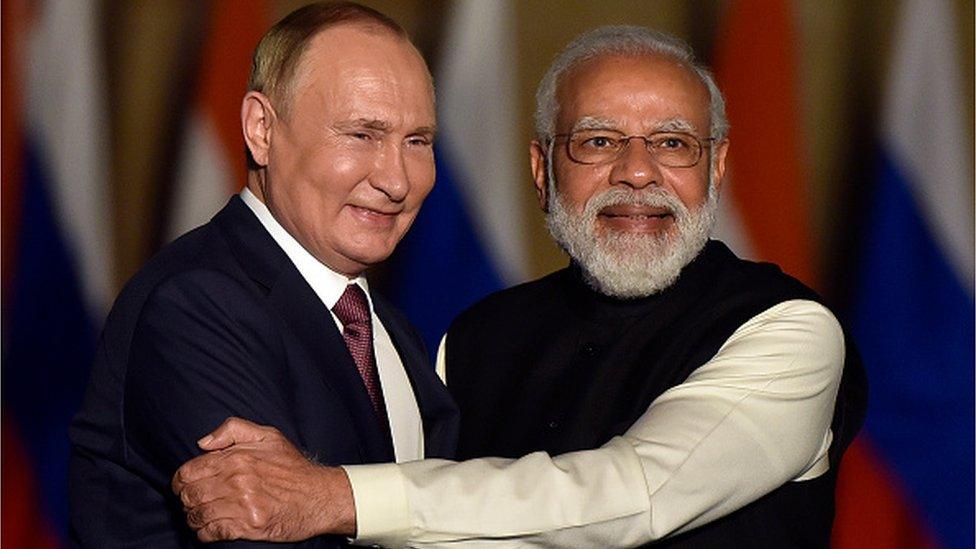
top-left (342, 463), bottom-right (411, 548)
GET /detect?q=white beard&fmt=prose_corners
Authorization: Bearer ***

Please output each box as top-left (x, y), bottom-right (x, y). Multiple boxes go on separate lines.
top-left (546, 177), bottom-right (718, 299)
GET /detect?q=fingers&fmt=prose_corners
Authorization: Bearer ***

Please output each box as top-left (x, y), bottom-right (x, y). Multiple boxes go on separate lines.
top-left (175, 450), bottom-right (266, 507)
top-left (185, 495), bottom-right (234, 530)
top-left (185, 490), bottom-right (279, 542)
top-left (183, 481), bottom-right (272, 541)
top-left (198, 416), bottom-right (280, 450)
top-left (195, 518), bottom-right (243, 543)
top-left (172, 449), bottom-right (225, 494)
top-left (176, 473), bottom-right (232, 509)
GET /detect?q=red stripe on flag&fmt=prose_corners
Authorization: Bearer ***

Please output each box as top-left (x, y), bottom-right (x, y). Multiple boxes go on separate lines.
top-left (198, 0), bottom-right (271, 192)
top-left (832, 437), bottom-right (937, 549)
top-left (1, 0), bottom-right (29, 304)
top-left (713, 0), bottom-right (816, 288)
top-left (1, 419), bottom-right (60, 549)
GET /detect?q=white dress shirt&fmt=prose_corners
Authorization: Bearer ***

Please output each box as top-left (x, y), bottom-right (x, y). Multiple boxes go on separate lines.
top-left (343, 299), bottom-right (844, 547)
top-left (241, 188), bottom-right (424, 463)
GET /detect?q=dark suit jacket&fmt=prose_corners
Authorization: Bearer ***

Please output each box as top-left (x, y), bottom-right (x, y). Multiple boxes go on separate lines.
top-left (68, 196), bottom-right (458, 548)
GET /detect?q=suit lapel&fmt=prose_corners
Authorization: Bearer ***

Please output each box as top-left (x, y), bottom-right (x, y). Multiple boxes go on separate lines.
top-left (214, 197), bottom-right (395, 462)
top-left (372, 294), bottom-right (459, 459)
top-left (266, 269), bottom-right (395, 462)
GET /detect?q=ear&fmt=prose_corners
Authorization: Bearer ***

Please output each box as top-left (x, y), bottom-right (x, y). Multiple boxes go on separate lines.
top-left (710, 138), bottom-right (730, 196)
top-left (529, 139), bottom-right (550, 212)
top-left (241, 91), bottom-right (276, 168)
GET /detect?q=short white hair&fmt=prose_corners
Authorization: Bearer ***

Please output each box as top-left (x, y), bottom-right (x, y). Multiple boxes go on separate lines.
top-left (534, 25), bottom-right (729, 142)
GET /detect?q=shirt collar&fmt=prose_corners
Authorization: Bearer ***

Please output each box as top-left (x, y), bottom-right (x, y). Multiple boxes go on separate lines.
top-left (240, 187), bottom-right (371, 311)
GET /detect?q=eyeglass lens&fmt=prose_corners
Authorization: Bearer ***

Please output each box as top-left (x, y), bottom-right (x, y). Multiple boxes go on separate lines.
top-left (568, 131), bottom-right (704, 167)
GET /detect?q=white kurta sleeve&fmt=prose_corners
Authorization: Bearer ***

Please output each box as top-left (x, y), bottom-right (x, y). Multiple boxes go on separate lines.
top-left (344, 299), bottom-right (844, 548)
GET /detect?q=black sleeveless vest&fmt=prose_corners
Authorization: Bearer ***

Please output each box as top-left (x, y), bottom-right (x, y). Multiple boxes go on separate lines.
top-left (445, 241), bottom-right (866, 548)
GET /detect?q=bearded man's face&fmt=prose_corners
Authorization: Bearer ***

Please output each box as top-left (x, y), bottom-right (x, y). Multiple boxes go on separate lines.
top-left (530, 52), bottom-right (728, 298)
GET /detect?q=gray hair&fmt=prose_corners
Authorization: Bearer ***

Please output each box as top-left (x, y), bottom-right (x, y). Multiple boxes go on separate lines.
top-left (534, 25), bottom-right (729, 142)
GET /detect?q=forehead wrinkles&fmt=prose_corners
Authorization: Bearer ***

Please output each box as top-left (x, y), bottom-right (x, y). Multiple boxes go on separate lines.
top-left (291, 26), bottom-right (429, 90)
top-left (558, 53), bottom-right (709, 130)
top-left (289, 39), bottom-right (434, 126)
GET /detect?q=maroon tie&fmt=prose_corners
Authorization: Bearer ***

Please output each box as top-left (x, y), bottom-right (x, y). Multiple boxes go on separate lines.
top-left (333, 284), bottom-right (388, 423)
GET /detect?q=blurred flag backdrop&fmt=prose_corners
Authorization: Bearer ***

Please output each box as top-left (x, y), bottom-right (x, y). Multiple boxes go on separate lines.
top-left (837, 1), bottom-right (974, 548)
top-left (3, 1), bottom-right (112, 546)
top-left (2, 1), bottom-right (972, 548)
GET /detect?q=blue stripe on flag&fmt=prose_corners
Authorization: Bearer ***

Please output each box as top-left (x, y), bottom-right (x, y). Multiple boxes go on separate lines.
top-left (385, 144), bottom-right (505, 354)
top-left (851, 151), bottom-right (975, 549)
top-left (3, 139), bottom-right (98, 540)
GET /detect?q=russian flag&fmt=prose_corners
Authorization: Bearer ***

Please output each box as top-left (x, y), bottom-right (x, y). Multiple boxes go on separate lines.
top-left (385, 0), bottom-right (528, 351)
top-left (2, 0), bottom-right (112, 545)
top-left (834, 1), bottom-right (974, 547)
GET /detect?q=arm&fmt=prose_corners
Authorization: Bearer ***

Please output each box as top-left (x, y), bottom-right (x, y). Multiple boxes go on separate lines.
top-left (125, 271), bottom-right (311, 546)
top-left (347, 299), bottom-right (844, 547)
top-left (176, 299), bottom-right (843, 547)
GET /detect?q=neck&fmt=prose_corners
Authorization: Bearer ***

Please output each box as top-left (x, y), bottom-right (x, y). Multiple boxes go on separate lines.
top-left (246, 171), bottom-right (267, 203)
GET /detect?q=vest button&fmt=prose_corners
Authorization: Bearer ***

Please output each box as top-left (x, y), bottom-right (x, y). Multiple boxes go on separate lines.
top-left (581, 344), bottom-right (599, 357)
top-left (548, 420), bottom-right (559, 429)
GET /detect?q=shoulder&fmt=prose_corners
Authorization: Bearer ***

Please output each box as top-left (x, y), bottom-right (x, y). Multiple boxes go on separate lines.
top-left (115, 196), bottom-right (269, 308)
top-left (115, 222), bottom-right (227, 302)
top-left (124, 268), bottom-right (278, 384)
top-left (699, 299), bottom-right (844, 390)
top-left (723, 300), bottom-right (843, 358)
top-left (675, 242), bottom-right (823, 339)
top-left (701, 241), bottom-right (817, 301)
top-left (140, 268), bottom-right (262, 325)
top-left (101, 218), bottom-right (269, 359)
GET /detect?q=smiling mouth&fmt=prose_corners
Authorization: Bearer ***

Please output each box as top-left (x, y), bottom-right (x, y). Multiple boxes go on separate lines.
top-left (350, 205), bottom-right (401, 217)
top-left (598, 205), bottom-right (673, 220)
top-left (594, 204), bottom-right (675, 234)
top-left (600, 213), bottom-right (674, 220)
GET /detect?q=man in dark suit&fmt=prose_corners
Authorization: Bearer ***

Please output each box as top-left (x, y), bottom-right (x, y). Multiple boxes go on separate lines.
top-left (68, 3), bottom-right (457, 547)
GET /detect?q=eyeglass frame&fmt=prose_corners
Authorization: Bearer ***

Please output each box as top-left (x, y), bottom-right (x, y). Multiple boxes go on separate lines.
top-left (548, 129), bottom-right (717, 168)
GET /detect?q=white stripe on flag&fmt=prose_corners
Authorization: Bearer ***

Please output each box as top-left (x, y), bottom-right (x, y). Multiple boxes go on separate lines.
top-left (713, 185), bottom-right (757, 262)
top-left (26, 0), bottom-right (113, 316)
top-left (437, 0), bottom-right (528, 284)
top-left (884, 0), bottom-right (973, 294)
top-left (169, 114), bottom-right (234, 240)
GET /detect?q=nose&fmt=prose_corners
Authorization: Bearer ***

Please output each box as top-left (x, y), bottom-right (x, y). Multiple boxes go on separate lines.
top-left (610, 137), bottom-right (661, 189)
top-left (371, 143), bottom-right (410, 202)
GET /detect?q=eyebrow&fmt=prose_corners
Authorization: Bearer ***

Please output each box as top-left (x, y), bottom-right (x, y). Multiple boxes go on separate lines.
top-left (570, 116), bottom-right (700, 134)
top-left (334, 119), bottom-right (437, 137)
top-left (654, 118), bottom-right (698, 133)
top-left (411, 125), bottom-right (437, 137)
top-left (335, 118), bottom-right (394, 132)
top-left (571, 116), bottom-right (620, 132)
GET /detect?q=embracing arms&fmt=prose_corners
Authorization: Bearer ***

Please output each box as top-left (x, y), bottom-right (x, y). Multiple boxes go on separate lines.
top-left (174, 299), bottom-right (844, 547)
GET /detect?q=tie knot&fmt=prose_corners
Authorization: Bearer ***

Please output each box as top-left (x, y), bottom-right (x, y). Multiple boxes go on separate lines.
top-left (333, 284), bottom-right (370, 326)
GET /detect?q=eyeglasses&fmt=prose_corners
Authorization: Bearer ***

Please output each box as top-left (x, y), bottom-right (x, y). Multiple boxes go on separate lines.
top-left (552, 130), bottom-right (715, 168)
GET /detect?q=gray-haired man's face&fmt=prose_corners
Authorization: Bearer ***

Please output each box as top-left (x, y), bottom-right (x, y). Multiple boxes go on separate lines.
top-left (530, 53), bottom-right (729, 298)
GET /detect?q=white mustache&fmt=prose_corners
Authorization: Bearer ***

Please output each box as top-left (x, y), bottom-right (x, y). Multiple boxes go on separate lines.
top-left (583, 187), bottom-right (688, 219)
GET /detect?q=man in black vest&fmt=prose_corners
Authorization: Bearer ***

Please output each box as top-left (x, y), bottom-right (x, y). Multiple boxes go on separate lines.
top-left (174, 26), bottom-right (865, 548)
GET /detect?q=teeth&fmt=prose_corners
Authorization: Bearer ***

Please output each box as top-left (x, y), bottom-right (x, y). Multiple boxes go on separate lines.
top-left (605, 214), bottom-right (666, 219)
